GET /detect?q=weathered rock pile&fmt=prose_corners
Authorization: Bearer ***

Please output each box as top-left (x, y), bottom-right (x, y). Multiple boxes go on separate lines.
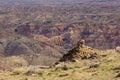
top-left (59, 39), bottom-right (100, 62)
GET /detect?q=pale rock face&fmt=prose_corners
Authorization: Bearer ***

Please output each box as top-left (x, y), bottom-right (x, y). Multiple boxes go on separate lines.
top-left (116, 46), bottom-right (120, 53)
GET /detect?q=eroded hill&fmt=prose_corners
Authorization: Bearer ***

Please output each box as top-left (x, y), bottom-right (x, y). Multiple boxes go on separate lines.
top-left (0, 0), bottom-right (120, 68)
top-left (0, 40), bottom-right (120, 80)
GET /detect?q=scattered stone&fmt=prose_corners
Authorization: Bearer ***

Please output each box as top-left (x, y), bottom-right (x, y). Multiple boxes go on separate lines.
top-left (59, 74), bottom-right (69, 77)
top-left (116, 73), bottom-right (120, 77)
top-left (89, 62), bottom-right (100, 68)
top-left (24, 70), bottom-right (36, 76)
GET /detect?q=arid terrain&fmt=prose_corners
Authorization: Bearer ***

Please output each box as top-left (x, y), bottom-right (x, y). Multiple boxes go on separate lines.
top-left (0, 0), bottom-right (120, 80)
top-left (0, 40), bottom-right (120, 80)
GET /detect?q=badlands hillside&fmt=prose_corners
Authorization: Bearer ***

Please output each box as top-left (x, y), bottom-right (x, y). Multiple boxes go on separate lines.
top-left (0, 0), bottom-right (120, 79)
top-left (0, 0), bottom-right (120, 67)
top-left (0, 40), bottom-right (120, 80)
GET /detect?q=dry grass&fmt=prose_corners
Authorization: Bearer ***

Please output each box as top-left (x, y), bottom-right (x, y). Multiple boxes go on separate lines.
top-left (0, 49), bottom-right (120, 80)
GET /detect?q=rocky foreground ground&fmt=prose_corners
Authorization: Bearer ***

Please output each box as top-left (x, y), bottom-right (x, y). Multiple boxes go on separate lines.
top-left (0, 40), bottom-right (120, 80)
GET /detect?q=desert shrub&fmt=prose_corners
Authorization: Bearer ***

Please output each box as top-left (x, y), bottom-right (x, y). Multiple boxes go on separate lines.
top-left (37, 71), bottom-right (44, 77)
top-left (24, 78), bottom-right (28, 80)
top-left (12, 71), bottom-right (20, 75)
top-left (59, 74), bottom-right (69, 77)
top-left (47, 72), bottom-right (52, 76)
top-left (12, 67), bottom-right (29, 75)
